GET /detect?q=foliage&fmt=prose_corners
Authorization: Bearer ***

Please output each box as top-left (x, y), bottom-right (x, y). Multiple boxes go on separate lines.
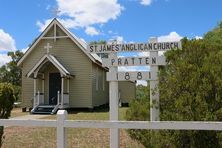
top-left (126, 84), bottom-right (151, 147)
top-left (0, 51), bottom-right (23, 86)
top-left (157, 37), bottom-right (222, 147)
top-left (0, 50), bottom-right (23, 101)
top-left (204, 21), bottom-right (222, 47)
top-left (0, 83), bottom-right (15, 147)
top-left (126, 22), bottom-right (222, 147)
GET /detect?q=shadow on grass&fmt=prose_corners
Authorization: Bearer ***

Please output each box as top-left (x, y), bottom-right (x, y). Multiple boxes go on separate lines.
top-left (66, 105), bottom-right (109, 115)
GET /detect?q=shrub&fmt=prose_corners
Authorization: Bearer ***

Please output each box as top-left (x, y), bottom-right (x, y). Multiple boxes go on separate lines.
top-left (0, 83), bottom-right (15, 146)
top-left (126, 85), bottom-right (151, 147)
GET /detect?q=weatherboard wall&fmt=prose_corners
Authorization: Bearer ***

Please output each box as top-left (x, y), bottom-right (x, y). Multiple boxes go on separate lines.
top-left (21, 26), bottom-right (94, 108)
top-left (92, 63), bottom-right (109, 107)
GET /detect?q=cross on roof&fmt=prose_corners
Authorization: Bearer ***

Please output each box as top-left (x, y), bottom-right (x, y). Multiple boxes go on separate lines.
top-left (44, 43), bottom-right (52, 54)
top-left (51, 6), bottom-right (61, 18)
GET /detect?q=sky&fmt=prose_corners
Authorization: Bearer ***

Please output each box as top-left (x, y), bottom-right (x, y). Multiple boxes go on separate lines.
top-left (0, 0), bottom-right (222, 85)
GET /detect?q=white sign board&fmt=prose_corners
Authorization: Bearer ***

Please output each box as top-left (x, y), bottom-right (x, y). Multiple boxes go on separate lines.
top-left (106, 71), bottom-right (157, 81)
top-left (88, 41), bottom-right (181, 53)
top-left (102, 56), bottom-right (166, 67)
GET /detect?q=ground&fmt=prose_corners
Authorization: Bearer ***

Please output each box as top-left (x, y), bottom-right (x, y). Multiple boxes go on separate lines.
top-left (2, 107), bottom-right (144, 148)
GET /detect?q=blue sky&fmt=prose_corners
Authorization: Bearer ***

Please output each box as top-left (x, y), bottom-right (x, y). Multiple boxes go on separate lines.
top-left (0, 0), bottom-right (222, 67)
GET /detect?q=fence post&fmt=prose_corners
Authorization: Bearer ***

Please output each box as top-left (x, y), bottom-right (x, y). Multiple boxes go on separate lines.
top-left (57, 110), bottom-right (67, 148)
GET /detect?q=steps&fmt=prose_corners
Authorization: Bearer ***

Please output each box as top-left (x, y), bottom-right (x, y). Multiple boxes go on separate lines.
top-left (31, 105), bottom-right (58, 114)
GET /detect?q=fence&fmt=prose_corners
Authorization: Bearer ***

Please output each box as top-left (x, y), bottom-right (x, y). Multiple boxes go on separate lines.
top-left (1, 110), bottom-right (222, 148)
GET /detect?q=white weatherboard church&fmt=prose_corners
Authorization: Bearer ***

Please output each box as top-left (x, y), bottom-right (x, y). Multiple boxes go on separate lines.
top-left (17, 18), bottom-right (135, 114)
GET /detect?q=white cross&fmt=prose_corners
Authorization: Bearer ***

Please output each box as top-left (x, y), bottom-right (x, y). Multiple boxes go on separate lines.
top-left (44, 43), bottom-right (52, 54)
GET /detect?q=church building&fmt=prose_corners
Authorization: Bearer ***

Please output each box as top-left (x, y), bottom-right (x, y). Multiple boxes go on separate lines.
top-left (17, 18), bottom-right (135, 114)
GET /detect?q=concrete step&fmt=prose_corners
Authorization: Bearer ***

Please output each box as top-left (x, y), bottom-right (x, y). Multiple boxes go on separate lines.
top-left (32, 105), bottom-right (58, 114)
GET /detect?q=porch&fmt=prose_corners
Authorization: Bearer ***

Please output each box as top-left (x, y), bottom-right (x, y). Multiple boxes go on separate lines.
top-left (27, 53), bottom-right (73, 114)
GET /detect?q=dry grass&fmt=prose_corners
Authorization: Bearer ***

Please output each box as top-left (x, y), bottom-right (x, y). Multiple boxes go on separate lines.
top-left (2, 107), bottom-right (144, 148)
top-left (10, 107), bottom-right (30, 118)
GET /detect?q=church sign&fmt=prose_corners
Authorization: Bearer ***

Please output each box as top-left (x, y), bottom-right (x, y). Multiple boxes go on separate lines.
top-left (88, 41), bottom-right (182, 53)
top-left (106, 71), bottom-right (157, 81)
top-left (87, 39), bottom-right (182, 146)
top-left (102, 56), bottom-right (166, 67)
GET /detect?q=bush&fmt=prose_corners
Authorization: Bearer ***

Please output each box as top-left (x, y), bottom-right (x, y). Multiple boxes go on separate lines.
top-left (0, 83), bottom-right (15, 146)
top-left (126, 84), bottom-right (151, 147)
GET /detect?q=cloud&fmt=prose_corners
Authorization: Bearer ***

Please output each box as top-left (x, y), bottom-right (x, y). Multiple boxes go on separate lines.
top-left (37, 0), bottom-right (124, 36)
top-left (21, 47), bottom-right (29, 53)
top-left (36, 19), bottom-right (52, 32)
top-left (140, 0), bottom-right (152, 6)
top-left (157, 32), bottom-right (183, 42)
top-left (0, 29), bottom-right (16, 51)
top-left (85, 26), bottom-right (100, 36)
top-left (195, 36), bottom-right (203, 40)
top-left (109, 35), bottom-right (125, 44)
top-left (137, 80), bottom-right (147, 86)
top-left (0, 54), bottom-right (11, 67)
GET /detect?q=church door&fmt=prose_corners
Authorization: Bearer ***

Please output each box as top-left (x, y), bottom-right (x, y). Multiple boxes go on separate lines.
top-left (49, 73), bottom-right (61, 105)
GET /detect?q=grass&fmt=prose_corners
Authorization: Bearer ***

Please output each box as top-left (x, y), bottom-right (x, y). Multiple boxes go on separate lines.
top-left (44, 107), bottom-right (128, 120)
top-left (2, 107), bottom-right (144, 148)
top-left (9, 107), bottom-right (30, 118)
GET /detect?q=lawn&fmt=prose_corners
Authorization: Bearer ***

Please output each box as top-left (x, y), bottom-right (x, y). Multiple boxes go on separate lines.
top-left (9, 107), bottom-right (30, 118)
top-left (2, 107), bottom-right (144, 148)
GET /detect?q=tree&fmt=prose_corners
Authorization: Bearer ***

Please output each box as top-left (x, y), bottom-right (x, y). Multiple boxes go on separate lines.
top-left (0, 83), bottom-right (15, 147)
top-left (158, 38), bottom-right (222, 147)
top-left (204, 21), bottom-right (222, 47)
top-left (0, 50), bottom-right (23, 101)
top-left (0, 51), bottom-right (23, 86)
top-left (126, 22), bottom-right (222, 147)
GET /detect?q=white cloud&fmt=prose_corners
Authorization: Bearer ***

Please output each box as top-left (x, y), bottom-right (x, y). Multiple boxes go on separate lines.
top-left (36, 19), bottom-right (52, 32)
top-left (0, 54), bottom-right (11, 67)
top-left (85, 26), bottom-right (100, 36)
top-left (0, 29), bottom-right (16, 51)
top-left (140, 0), bottom-right (152, 6)
top-left (118, 66), bottom-right (138, 72)
top-left (116, 36), bottom-right (124, 44)
top-left (57, 0), bottom-right (123, 26)
top-left (137, 80), bottom-right (147, 86)
top-left (21, 47), bottom-right (29, 53)
top-left (195, 36), bottom-right (203, 40)
top-left (157, 32), bottom-right (183, 42)
top-left (38, 0), bottom-right (124, 36)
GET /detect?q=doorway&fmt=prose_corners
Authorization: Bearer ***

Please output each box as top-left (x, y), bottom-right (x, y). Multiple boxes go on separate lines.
top-left (49, 73), bottom-right (61, 105)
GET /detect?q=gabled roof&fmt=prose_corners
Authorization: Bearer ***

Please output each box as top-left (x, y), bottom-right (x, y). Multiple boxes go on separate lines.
top-left (17, 18), bottom-right (102, 66)
top-left (27, 54), bottom-right (71, 78)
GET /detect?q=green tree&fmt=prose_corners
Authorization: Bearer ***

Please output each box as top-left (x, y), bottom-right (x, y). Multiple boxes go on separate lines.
top-left (0, 50), bottom-right (23, 101)
top-left (0, 51), bottom-right (23, 86)
top-left (126, 22), bottom-right (222, 147)
top-left (158, 38), bottom-right (222, 147)
top-left (0, 83), bottom-right (15, 147)
top-left (126, 84), bottom-right (151, 147)
top-left (204, 21), bottom-right (222, 47)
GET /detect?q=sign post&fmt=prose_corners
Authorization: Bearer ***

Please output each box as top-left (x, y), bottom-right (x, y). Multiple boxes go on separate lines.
top-left (149, 37), bottom-right (160, 121)
top-left (87, 39), bottom-right (181, 148)
top-left (109, 53), bottom-right (120, 148)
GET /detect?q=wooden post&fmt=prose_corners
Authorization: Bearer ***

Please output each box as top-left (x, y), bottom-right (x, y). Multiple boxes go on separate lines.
top-left (33, 72), bottom-right (37, 107)
top-left (42, 74), bottom-right (45, 94)
top-left (67, 78), bottom-right (69, 94)
top-left (109, 53), bottom-right (119, 148)
top-left (37, 91), bottom-right (40, 105)
top-left (61, 77), bottom-right (64, 108)
top-left (57, 110), bottom-right (67, 148)
top-left (57, 91), bottom-right (60, 105)
top-left (149, 37), bottom-right (160, 121)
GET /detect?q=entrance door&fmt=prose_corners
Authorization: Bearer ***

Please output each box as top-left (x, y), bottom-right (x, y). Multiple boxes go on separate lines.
top-left (49, 73), bottom-right (61, 105)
